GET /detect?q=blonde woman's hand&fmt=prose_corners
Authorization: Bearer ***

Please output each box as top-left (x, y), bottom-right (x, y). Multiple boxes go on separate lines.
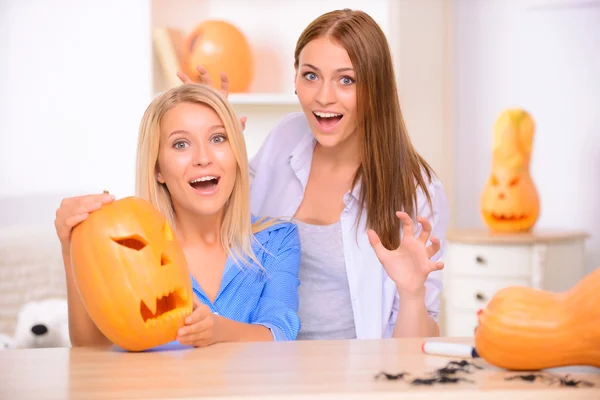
top-left (367, 211), bottom-right (443, 297)
top-left (176, 65), bottom-right (247, 130)
top-left (54, 192), bottom-right (115, 253)
top-left (177, 298), bottom-right (219, 347)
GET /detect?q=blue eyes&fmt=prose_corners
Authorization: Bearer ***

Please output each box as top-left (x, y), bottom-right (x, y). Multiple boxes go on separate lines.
top-left (173, 141), bottom-right (188, 149)
top-left (172, 134), bottom-right (227, 149)
top-left (302, 72), bottom-right (355, 86)
top-left (211, 134), bottom-right (226, 144)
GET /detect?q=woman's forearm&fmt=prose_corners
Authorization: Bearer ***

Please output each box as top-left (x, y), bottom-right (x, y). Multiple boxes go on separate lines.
top-left (214, 316), bottom-right (274, 343)
top-left (392, 287), bottom-right (440, 338)
top-left (63, 250), bottom-right (111, 347)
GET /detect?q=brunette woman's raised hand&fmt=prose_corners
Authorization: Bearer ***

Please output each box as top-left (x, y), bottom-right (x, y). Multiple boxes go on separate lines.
top-left (367, 211), bottom-right (443, 297)
top-left (177, 65), bottom-right (229, 98)
top-left (177, 65), bottom-right (247, 130)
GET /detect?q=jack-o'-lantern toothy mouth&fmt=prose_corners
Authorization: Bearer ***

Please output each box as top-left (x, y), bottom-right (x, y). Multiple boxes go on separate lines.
top-left (489, 213), bottom-right (529, 222)
top-left (140, 287), bottom-right (189, 326)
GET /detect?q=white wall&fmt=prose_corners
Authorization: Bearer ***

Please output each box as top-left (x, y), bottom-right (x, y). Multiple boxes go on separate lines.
top-left (454, 0), bottom-right (600, 273)
top-left (0, 0), bottom-right (152, 202)
top-left (391, 0), bottom-right (455, 222)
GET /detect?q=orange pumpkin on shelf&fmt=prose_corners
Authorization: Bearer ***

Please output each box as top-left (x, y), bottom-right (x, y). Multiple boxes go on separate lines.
top-left (70, 196), bottom-right (193, 352)
top-left (181, 20), bottom-right (254, 93)
top-left (474, 267), bottom-right (600, 371)
top-left (480, 109), bottom-right (540, 233)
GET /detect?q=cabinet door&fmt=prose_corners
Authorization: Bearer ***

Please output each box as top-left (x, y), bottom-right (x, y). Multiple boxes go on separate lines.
top-left (446, 243), bottom-right (533, 278)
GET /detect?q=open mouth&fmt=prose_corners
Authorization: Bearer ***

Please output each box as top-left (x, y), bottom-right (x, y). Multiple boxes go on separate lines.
top-left (189, 176), bottom-right (220, 193)
top-left (140, 288), bottom-right (189, 326)
top-left (313, 111), bottom-right (343, 131)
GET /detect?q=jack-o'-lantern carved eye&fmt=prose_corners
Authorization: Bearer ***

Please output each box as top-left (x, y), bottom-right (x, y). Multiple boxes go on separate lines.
top-left (113, 231), bottom-right (172, 267)
top-left (112, 234), bottom-right (147, 251)
top-left (509, 177), bottom-right (519, 187)
top-left (491, 176), bottom-right (499, 186)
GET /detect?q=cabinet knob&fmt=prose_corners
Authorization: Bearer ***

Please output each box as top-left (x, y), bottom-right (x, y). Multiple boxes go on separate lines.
top-left (475, 255), bottom-right (486, 264)
top-left (475, 292), bottom-right (486, 302)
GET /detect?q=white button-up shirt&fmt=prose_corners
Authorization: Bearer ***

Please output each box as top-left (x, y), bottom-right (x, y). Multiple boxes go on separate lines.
top-left (249, 112), bottom-right (450, 339)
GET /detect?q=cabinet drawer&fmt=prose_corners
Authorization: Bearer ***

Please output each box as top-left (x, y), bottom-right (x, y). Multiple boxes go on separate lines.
top-left (446, 243), bottom-right (532, 278)
top-left (448, 277), bottom-right (530, 311)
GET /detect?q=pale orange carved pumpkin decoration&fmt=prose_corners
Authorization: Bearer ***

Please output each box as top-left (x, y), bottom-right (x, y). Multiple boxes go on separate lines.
top-left (70, 196), bottom-right (193, 351)
top-left (481, 109), bottom-right (540, 232)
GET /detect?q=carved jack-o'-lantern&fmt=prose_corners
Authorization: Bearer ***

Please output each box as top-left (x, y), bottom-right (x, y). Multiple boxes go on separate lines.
top-left (481, 109), bottom-right (540, 233)
top-left (70, 196), bottom-right (193, 351)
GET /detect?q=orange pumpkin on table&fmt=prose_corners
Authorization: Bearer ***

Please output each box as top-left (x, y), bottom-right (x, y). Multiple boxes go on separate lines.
top-left (480, 109), bottom-right (540, 233)
top-left (474, 267), bottom-right (600, 370)
top-left (70, 196), bottom-right (193, 351)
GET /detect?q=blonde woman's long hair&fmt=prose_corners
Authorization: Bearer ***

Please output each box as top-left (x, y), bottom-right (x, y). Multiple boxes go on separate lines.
top-left (135, 83), bottom-right (275, 268)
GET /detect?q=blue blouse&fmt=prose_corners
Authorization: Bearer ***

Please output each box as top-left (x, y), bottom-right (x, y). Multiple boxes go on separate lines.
top-left (189, 217), bottom-right (301, 341)
top-left (132, 217), bottom-right (301, 352)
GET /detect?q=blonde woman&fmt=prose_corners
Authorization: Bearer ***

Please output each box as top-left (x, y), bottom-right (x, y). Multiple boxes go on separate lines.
top-left (54, 84), bottom-right (301, 348)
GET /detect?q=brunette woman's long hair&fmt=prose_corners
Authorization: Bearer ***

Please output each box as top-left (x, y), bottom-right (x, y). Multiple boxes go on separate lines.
top-left (294, 9), bottom-right (435, 249)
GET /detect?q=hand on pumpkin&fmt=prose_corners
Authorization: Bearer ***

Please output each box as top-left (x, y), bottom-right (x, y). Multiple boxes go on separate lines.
top-left (367, 211), bottom-right (443, 297)
top-left (177, 65), bottom-right (247, 130)
top-left (176, 298), bottom-right (219, 347)
top-left (54, 192), bottom-right (116, 253)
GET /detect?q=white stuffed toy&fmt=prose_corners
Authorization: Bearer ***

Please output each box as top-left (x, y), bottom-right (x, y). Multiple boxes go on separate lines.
top-left (13, 298), bottom-right (71, 349)
top-left (0, 332), bottom-right (15, 350)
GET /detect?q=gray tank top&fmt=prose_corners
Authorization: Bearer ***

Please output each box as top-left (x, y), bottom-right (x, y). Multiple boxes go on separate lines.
top-left (294, 219), bottom-right (356, 340)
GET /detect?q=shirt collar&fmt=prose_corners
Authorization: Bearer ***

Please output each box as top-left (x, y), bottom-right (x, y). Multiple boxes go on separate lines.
top-left (289, 131), bottom-right (316, 172)
top-left (348, 178), bottom-right (362, 203)
top-left (288, 128), bottom-right (363, 206)
top-left (288, 128), bottom-right (316, 190)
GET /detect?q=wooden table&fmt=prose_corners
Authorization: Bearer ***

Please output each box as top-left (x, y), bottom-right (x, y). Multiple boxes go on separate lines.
top-left (1, 337), bottom-right (598, 399)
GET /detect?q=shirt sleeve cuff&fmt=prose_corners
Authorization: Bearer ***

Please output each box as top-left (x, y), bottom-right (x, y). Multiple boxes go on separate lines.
top-left (257, 323), bottom-right (288, 341)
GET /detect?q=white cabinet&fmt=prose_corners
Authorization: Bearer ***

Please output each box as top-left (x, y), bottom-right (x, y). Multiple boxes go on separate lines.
top-left (442, 229), bottom-right (589, 337)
